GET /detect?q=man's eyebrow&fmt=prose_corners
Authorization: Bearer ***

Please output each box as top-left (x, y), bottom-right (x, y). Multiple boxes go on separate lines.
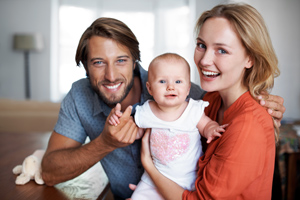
top-left (90, 57), bottom-right (103, 62)
top-left (117, 55), bottom-right (130, 59)
top-left (90, 55), bottom-right (130, 61)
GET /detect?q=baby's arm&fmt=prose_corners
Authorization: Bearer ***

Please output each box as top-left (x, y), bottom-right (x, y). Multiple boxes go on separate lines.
top-left (108, 103), bottom-right (145, 139)
top-left (108, 103), bottom-right (123, 126)
top-left (197, 114), bottom-right (227, 143)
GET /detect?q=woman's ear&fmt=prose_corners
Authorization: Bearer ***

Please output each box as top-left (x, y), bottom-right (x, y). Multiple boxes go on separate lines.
top-left (245, 56), bottom-right (254, 69)
top-left (146, 82), bottom-right (153, 96)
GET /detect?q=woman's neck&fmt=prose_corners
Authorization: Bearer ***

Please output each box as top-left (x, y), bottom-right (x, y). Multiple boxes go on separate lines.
top-left (217, 85), bottom-right (248, 123)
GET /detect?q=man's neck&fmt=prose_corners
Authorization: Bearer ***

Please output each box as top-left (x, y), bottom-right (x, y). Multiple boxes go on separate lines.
top-left (120, 76), bottom-right (141, 112)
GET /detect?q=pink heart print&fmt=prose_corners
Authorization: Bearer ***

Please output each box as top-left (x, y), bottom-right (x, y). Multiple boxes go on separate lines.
top-left (150, 129), bottom-right (190, 165)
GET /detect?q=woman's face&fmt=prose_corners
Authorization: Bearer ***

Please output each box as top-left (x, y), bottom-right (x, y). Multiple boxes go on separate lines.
top-left (194, 17), bottom-right (252, 96)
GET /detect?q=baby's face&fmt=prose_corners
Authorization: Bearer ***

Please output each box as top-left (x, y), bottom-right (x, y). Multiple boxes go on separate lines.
top-left (147, 59), bottom-right (191, 108)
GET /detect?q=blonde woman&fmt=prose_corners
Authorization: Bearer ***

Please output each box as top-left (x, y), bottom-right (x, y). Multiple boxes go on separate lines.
top-left (140, 3), bottom-right (280, 199)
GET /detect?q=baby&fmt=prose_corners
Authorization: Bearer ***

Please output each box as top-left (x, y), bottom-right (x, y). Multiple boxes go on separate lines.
top-left (109, 53), bottom-right (226, 199)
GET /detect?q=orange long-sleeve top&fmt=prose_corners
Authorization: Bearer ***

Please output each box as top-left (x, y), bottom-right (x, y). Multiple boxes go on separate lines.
top-left (183, 91), bottom-right (275, 200)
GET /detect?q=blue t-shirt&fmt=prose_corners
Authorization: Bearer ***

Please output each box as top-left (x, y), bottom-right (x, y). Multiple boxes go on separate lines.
top-left (54, 64), bottom-right (205, 199)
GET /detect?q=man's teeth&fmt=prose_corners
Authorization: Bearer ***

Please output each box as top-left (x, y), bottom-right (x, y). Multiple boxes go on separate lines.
top-left (202, 70), bottom-right (219, 76)
top-left (105, 83), bottom-right (121, 89)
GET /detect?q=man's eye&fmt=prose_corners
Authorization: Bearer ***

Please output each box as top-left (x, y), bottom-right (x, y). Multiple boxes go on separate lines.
top-left (117, 59), bottom-right (125, 63)
top-left (94, 61), bottom-right (103, 65)
top-left (175, 80), bottom-right (182, 84)
top-left (159, 80), bottom-right (166, 83)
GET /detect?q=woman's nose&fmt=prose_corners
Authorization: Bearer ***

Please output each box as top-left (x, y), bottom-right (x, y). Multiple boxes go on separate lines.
top-left (200, 51), bottom-right (214, 67)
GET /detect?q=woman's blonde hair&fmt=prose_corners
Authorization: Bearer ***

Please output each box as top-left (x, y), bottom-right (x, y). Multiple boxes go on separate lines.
top-left (195, 3), bottom-right (280, 140)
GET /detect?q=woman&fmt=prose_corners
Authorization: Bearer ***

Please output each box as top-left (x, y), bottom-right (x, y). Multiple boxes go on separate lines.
top-left (141, 3), bottom-right (280, 199)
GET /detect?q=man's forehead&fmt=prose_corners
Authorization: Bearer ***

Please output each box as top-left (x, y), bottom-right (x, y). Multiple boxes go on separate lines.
top-left (87, 36), bottom-right (132, 58)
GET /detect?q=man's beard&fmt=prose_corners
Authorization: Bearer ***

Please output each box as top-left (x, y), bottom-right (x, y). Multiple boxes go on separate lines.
top-left (92, 75), bottom-right (134, 107)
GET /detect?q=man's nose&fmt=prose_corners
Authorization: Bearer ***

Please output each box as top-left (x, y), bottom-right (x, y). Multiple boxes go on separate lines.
top-left (104, 65), bottom-right (117, 82)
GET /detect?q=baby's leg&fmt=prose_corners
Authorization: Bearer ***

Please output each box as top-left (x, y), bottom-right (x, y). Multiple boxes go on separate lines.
top-left (131, 180), bottom-right (164, 200)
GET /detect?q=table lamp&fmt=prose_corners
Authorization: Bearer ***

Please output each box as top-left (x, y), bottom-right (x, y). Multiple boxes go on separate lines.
top-left (13, 33), bottom-right (43, 99)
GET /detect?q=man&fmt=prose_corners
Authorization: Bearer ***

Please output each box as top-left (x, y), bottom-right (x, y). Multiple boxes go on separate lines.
top-left (41, 17), bottom-right (285, 199)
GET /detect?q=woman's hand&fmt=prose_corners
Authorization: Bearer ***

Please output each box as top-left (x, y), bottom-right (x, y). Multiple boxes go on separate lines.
top-left (258, 93), bottom-right (285, 127)
top-left (141, 129), bottom-right (154, 171)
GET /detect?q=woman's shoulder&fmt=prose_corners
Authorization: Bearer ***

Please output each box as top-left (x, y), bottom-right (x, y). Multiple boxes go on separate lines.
top-left (225, 92), bottom-right (274, 138)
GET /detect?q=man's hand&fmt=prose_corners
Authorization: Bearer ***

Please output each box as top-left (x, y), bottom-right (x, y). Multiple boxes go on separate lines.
top-left (258, 93), bottom-right (285, 127)
top-left (108, 103), bottom-right (123, 126)
top-left (100, 104), bottom-right (139, 152)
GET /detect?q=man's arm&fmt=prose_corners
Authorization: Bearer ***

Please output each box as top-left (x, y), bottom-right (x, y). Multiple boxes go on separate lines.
top-left (41, 105), bottom-right (138, 186)
top-left (258, 94), bottom-right (285, 126)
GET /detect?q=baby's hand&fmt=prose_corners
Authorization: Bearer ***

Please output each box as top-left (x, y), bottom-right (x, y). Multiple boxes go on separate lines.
top-left (206, 124), bottom-right (228, 143)
top-left (108, 103), bottom-right (123, 126)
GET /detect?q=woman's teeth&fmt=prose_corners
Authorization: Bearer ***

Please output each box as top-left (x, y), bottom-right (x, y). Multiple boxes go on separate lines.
top-left (202, 70), bottom-right (220, 77)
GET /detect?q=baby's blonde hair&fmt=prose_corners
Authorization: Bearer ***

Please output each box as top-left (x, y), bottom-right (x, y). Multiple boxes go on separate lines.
top-left (148, 53), bottom-right (191, 81)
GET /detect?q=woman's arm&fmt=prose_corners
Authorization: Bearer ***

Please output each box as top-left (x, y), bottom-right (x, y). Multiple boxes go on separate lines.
top-left (141, 129), bottom-right (184, 200)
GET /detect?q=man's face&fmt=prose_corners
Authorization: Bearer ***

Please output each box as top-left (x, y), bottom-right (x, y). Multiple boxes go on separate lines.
top-left (86, 36), bottom-right (135, 106)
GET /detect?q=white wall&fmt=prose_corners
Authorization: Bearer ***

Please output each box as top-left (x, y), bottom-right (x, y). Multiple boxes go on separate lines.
top-left (0, 0), bottom-right (299, 120)
top-left (0, 0), bottom-right (53, 101)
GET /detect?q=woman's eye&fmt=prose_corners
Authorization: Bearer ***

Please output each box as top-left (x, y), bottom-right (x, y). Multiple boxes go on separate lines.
top-left (197, 43), bottom-right (206, 49)
top-left (218, 49), bottom-right (227, 54)
top-left (175, 80), bottom-right (182, 84)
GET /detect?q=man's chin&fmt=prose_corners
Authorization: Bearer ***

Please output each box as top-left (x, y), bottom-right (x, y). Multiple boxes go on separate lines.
top-left (98, 93), bottom-right (125, 106)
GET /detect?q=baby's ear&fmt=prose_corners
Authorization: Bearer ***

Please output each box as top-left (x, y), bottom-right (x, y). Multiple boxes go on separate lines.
top-left (146, 82), bottom-right (153, 95)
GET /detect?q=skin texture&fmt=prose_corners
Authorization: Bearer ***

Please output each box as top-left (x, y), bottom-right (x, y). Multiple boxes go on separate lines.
top-left (41, 36), bottom-right (141, 186)
top-left (42, 19), bottom-right (285, 197)
top-left (140, 17), bottom-right (284, 200)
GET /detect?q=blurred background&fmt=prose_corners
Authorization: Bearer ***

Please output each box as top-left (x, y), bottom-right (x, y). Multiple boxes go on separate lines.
top-left (0, 1), bottom-right (299, 199)
top-left (0, 0), bottom-right (299, 120)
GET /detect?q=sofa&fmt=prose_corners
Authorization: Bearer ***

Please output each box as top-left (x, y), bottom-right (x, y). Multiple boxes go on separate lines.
top-left (0, 99), bottom-right (60, 133)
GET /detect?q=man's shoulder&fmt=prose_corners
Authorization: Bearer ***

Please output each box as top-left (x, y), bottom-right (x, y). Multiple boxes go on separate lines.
top-left (69, 78), bottom-right (94, 96)
top-left (61, 78), bottom-right (95, 108)
top-left (72, 78), bottom-right (91, 89)
top-left (188, 82), bottom-right (205, 100)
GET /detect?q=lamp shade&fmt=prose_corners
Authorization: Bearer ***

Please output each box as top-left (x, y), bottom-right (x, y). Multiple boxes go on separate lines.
top-left (13, 33), bottom-right (43, 51)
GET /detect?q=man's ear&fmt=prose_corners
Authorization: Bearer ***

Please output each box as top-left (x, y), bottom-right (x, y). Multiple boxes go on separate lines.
top-left (133, 60), bottom-right (137, 69)
top-left (84, 64), bottom-right (89, 77)
top-left (146, 82), bottom-right (153, 96)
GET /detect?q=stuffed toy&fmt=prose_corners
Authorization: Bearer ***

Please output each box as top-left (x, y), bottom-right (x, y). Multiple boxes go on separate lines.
top-left (12, 149), bottom-right (45, 185)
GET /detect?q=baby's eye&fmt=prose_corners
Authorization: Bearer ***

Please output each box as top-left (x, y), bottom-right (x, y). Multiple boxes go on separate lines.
top-left (159, 80), bottom-right (166, 83)
top-left (175, 80), bottom-right (182, 84)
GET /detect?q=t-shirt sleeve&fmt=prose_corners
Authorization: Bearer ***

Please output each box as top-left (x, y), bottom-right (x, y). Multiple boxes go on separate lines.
top-left (54, 91), bottom-right (87, 144)
top-left (182, 116), bottom-right (270, 199)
